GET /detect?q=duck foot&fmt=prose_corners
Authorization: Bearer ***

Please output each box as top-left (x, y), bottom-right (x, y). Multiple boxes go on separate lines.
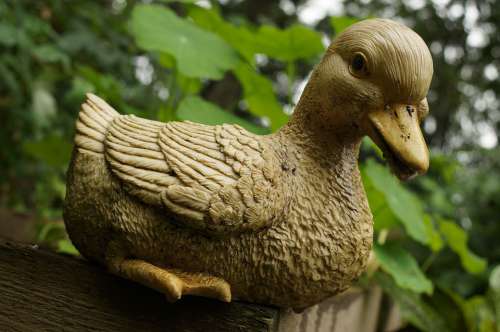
top-left (107, 258), bottom-right (231, 302)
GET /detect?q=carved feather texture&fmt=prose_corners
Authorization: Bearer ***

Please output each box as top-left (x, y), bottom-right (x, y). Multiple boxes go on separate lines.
top-left (105, 115), bottom-right (179, 205)
top-left (159, 122), bottom-right (285, 233)
top-left (158, 122), bottom-right (286, 233)
top-left (75, 95), bottom-right (288, 235)
top-left (74, 94), bottom-right (120, 154)
top-left (65, 18), bottom-right (433, 308)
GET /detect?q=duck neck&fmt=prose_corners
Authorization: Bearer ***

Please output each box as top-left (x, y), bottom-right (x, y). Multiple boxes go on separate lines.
top-left (273, 79), bottom-right (372, 239)
top-left (275, 78), bottom-right (364, 172)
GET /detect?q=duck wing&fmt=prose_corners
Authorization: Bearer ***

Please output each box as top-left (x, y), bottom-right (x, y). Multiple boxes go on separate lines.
top-left (81, 96), bottom-right (288, 235)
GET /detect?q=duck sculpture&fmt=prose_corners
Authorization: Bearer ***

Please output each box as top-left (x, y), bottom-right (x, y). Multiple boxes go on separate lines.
top-left (64, 18), bottom-right (433, 309)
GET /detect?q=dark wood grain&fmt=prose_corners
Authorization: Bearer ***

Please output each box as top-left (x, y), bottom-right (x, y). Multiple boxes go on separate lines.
top-left (0, 237), bottom-right (392, 332)
top-left (0, 238), bottom-right (278, 332)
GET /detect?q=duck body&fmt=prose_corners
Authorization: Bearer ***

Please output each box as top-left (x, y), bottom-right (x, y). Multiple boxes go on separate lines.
top-left (64, 97), bottom-right (372, 308)
top-left (64, 18), bottom-right (433, 309)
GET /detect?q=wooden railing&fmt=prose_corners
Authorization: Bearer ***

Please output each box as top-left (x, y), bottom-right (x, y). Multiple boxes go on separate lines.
top-left (0, 238), bottom-right (398, 332)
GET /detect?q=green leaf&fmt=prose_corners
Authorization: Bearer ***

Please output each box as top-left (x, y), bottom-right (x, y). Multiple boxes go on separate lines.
top-left (189, 7), bottom-right (324, 63)
top-left (0, 61), bottom-right (21, 98)
top-left (130, 4), bottom-right (239, 79)
top-left (57, 239), bottom-right (79, 256)
top-left (176, 96), bottom-right (269, 134)
top-left (233, 63), bottom-right (288, 132)
top-left (364, 159), bottom-right (428, 244)
top-left (361, 167), bottom-right (398, 231)
top-left (31, 85), bottom-right (57, 129)
top-left (0, 23), bottom-right (19, 46)
top-left (32, 44), bottom-right (70, 69)
top-left (176, 72), bottom-right (202, 95)
top-left (425, 286), bottom-right (468, 332)
top-left (489, 265), bottom-right (500, 292)
top-left (37, 222), bottom-right (66, 243)
top-left (362, 136), bottom-right (383, 158)
top-left (23, 135), bottom-right (72, 168)
top-left (188, 7), bottom-right (258, 63)
top-left (158, 52), bottom-right (176, 68)
top-left (374, 242), bottom-right (433, 294)
top-left (423, 214), bottom-right (444, 252)
top-left (77, 66), bottom-right (122, 104)
top-left (254, 24), bottom-right (324, 62)
top-left (374, 271), bottom-right (450, 332)
top-left (66, 76), bottom-right (96, 102)
top-left (157, 104), bottom-right (176, 122)
top-left (463, 296), bottom-right (496, 332)
top-left (418, 177), bottom-right (455, 215)
top-left (330, 16), bottom-right (360, 35)
top-left (489, 265), bottom-right (500, 332)
top-left (439, 219), bottom-right (487, 274)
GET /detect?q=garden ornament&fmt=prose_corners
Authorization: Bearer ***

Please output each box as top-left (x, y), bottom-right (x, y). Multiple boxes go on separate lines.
top-left (64, 18), bottom-right (433, 309)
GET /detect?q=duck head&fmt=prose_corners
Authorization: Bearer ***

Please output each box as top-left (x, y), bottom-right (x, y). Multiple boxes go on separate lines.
top-left (301, 18), bottom-right (433, 180)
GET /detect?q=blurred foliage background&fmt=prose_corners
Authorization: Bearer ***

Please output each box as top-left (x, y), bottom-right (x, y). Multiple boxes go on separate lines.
top-left (0, 0), bottom-right (499, 331)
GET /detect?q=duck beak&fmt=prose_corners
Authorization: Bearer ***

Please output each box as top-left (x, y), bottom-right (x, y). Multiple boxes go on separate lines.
top-left (366, 104), bottom-right (429, 181)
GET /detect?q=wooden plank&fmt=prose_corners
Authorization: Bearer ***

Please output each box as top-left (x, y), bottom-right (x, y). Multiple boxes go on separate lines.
top-left (0, 237), bottom-right (392, 332)
top-left (0, 238), bottom-right (278, 332)
top-left (278, 287), bottom-right (382, 332)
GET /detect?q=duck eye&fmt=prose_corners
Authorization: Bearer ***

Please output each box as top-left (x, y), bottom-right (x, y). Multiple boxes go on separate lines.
top-left (350, 53), bottom-right (368, 77)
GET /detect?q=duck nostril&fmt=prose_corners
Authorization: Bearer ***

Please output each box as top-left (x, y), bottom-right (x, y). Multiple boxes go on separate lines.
top-left (406, 105), bottom-right (414, 117)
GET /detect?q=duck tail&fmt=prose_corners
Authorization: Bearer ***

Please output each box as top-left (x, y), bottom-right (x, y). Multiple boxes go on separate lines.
top-left (74, 93), bottom-right (120, 154)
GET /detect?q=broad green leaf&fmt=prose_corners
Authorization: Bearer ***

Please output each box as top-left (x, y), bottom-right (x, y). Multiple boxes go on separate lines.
top-left (463, 296), bottom-right (496, 332)
top-left (361, 166), bottom-right (398, 230)
top-left (435, 285), bottom-right (495, 332)
top-left (37, 222), bottom-right (66, 243)
top-left (176, 72), bottom-right (202, 95)
top-left (57, 239), bottom-right (79, 256)
top-left (157, 104), bottom-right (176, 122)
top-left (374, 271), bottom-right (450, 332)
top-left (330, 16), bottom-right (360, 35)
top-left (37, 223), bottom-right (79, 255)
top-left (130, 4), bottom-right (239, 79)
top-left (233, 63), bottom-right (288, 132)
top-left (254, 24), bottom-right (324, 62)
top-left (418, 177), bottom-right (455, 215)
top-left (188, 7), bottom-right (258, 62)
top-left (362, 136), bottom-right (383, 158)
top-left (364, 159), bottom-right (428, 244)
top-left (23, 135), bottom-right (72, 168)
top-left (158, 52), bottom-right (203, 96)
top-left (32, 44), bottom-right (70, 69)
top-left (423, 214), bottom-right (444, 252)
top-left (439, 219), bottom-right (487, 274)
top-left (189, 7), bottom-right (324, 63)
top-left (176, 96), bottom-right (269, 134)
top-left (430, 153), bottom-right (458, 183)
top-left (158, 52), bottom-right (176, 68)
top-left (374, 242), bottom-right (433, 294)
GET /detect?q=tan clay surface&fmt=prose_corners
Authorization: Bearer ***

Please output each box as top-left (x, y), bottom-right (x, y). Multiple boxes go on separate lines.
top-left (64, 18), bottom-right (433, 309)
